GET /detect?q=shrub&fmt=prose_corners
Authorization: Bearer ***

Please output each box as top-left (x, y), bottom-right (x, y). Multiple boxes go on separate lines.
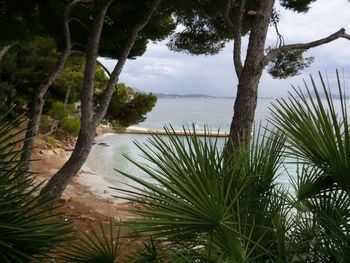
top-left (60, 117), bottom-right (81, 137)
top-left (48, 101), bottom-right (75, 121)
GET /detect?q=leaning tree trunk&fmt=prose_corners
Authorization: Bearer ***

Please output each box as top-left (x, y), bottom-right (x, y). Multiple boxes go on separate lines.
top-left (228, 0), bottom-right (275, 151)
top-left (38, 123), bottom-right (96, 203)
top-left (20, 51), bottom-right (71, 169)
top-left (39, 0), bottom-right (162, 207)
top-left (39, 0), bottom-right (113, 207)
top-left (20, 0), bottom-right (79, 169)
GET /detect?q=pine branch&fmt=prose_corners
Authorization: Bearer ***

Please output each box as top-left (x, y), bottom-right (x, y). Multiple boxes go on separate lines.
top-left (264, 28), bottom-right (350, 64)
top-left (93, 0), bottom-right (162, 123)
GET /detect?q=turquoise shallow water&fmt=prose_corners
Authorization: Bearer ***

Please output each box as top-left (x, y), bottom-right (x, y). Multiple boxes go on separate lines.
top-left (83, 96), bottom-right (349, 199)
top-left (86, 98), bottom-right (294, 192)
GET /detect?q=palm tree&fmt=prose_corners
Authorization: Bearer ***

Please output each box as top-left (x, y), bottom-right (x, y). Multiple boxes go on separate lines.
top-left (115, 72), bottom-right (349, 262)
top-left (114, 126), bottom-right (292, 262)
top-left (270, 71), bottom-right (350, 262)
top-left (0, 112), bottom-right (71, 262)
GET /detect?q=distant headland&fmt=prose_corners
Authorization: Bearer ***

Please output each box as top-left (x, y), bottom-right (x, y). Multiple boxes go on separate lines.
top-left (153, 92), bottom-right (274, 100)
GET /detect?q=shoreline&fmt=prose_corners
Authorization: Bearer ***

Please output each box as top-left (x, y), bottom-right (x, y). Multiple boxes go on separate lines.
top-left (31, 124), bottom-right (229, 220)
top-left (31, 135), bottom-right (136, 221)
top-left (125, 125), bottom-right (230, 137)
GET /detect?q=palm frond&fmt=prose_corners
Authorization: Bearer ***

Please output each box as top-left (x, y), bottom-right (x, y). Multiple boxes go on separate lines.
top-left (0, 110), bottom-right (72, 262)
top-left (113, 125), bottom-right (289, 262)
top-left (58, 219), bottom-right (123, 263)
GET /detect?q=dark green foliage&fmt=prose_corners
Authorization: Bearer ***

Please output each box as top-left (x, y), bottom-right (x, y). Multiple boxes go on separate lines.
top-left (104, 84), bottom-right (157, 129)
top-left (168, 0), bottom-right (234, 55)
top-left (168, 31), bottom-right (227, 56)
top-left (0, 37), bottom-right (60, 114)
top-left (99, 0), bottom-right (176, 59)
top-left (60, 117), bottom-right (81, 137)
top-left (0, 0), bottom-right (40, 46)
top-left (114, 126), bottom-right (290, 262)
top-left (267, 49), bottom-right (314, 79)
top-left (48, 102), bottom-right (75, 121)
top-left (129, 238), bottom-right (163, 263)
top-left (279, 0), bottom-right (317, 13)
top-left (39, 0), bottom-right (176, 59)
top-left (270, 71), bottom-right (350, 262)
top-left (0, 112), bottom-right (72, 262)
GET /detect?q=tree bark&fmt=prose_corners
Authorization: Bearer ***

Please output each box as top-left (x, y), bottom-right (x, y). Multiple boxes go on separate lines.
top-left (39, 0), bottom-right (113, 206)
top-left (64, 86), bottom-right (71, 107)
top-left (20, 51), bottom-right (71, 168)
top-left (228, 0), bottom-right (350, 151)
top-left (228, 0), bottom-right (275, 150)
top-left (39, 0), bottom-right (162, 207)
top-left (39, 125), bottom-right (96, 204)
top-left (20, 0), bottom-right (80, 169)
top-left (0, 45), bottom-right (12, 62)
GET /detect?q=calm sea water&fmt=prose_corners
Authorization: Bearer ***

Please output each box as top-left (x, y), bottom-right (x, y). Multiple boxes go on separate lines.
top-left (83, 96), bottom-right (350, 199)
top-left (86, 97), bottom-right (295, 195)
top-left (138, 97), bottom-right (273, 131)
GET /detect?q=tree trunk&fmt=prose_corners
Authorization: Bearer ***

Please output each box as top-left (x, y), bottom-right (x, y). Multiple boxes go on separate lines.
top-left (20, 0), bottom-right (79, 168)
top-left (39, 0), bottom-right (113, 207)
top-left (229, 71), bottom-right (262, 147)
top-left (39, 0), bottom-right (162, 207)
top-left (39, 124), bottom-right (96, 205)
top-left (0, 45), bottom-right (12, 62)
top-left (64, 86), bottom-right (71, 107)
top-left (20, 51), bottom-right (71, 169)
top-left (228, 0), bottom-right (275, 150)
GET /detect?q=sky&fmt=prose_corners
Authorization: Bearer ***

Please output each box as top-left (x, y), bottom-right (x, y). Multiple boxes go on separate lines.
top-left (101, 0), bottom-right (350, 98)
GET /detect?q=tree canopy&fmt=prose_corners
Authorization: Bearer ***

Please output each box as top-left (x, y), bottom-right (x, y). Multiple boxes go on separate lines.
top-left (169, 0), bottom-right (319, 77)
top-left (0, 0), bottom-right (40, 46)
top-left (0, 36), bottom-right (157, 134)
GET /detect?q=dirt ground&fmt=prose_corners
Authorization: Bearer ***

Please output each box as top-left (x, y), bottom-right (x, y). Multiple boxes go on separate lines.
top-left (29, 135), bottom-right (148, 259)
top-left (31, 136), bottom-right (136, 222)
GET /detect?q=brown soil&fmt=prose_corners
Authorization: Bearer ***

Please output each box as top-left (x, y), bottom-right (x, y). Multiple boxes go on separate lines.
top-left (29, 134), bottom-right (145, 259)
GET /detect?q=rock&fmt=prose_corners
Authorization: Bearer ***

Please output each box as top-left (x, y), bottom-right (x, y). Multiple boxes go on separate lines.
top-left (58, 194), bottom-right (71, 204)
top-left (39, 150), bottom-right (44, 154)
top-left (98, 142), bottom-right (110, 146)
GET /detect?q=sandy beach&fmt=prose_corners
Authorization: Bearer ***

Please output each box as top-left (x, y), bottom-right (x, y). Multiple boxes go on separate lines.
top-left (31, 134), bottom-right (135, 221)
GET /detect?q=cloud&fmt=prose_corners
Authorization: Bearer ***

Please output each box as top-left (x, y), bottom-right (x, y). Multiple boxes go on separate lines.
top-left (101, 0), bottom-right (350, 97)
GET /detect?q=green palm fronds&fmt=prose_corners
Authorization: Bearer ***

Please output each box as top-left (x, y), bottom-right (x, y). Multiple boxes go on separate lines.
top-left (270, 71), bottom-right (350, 192)
top-left (271, 71), bottom-right (350, 262)
top-left (58, 219), bottom-right (123, 263)
top-left (0, 112), bottom-right (72, 262)
top-left (114, 125), bottom-right (290, 262)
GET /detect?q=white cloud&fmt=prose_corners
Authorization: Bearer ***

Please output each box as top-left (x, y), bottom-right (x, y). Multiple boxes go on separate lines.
top-left (101, 0), bottom-right (350, 97)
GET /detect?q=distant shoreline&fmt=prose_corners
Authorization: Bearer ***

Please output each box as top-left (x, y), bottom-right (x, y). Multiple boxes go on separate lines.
top-left (154, 93), bottom-right (274, 100)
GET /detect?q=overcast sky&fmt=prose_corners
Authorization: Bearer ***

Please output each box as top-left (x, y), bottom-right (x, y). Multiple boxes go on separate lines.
top-left (101, 0), bottom-right (350, 97)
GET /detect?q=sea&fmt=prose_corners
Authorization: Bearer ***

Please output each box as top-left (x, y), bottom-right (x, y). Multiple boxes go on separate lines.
top-left (81, 95), bottom-right (350, 199)
top-left (83, 97), bottom-right (297, 198)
